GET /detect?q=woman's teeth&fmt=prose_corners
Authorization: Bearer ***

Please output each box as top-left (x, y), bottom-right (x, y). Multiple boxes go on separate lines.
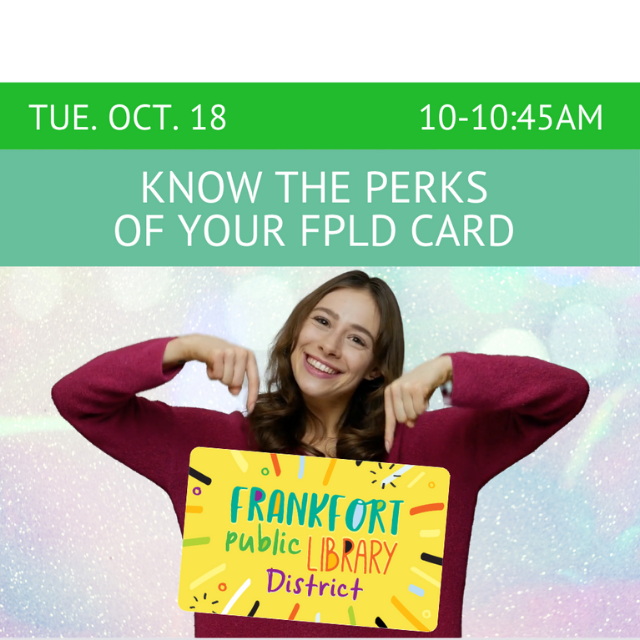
top-left (307, 356), bottom-right (338, 375)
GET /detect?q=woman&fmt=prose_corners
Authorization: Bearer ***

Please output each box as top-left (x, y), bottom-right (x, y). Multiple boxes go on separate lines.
top-left (52, 270), bottom-right (589, 638)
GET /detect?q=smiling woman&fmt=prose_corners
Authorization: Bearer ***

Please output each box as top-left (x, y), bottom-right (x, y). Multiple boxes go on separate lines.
top-left (289, 289), bottom-right (383, 455)
top-left (51, 269), bottom-right (590, 639)
top-left (246, 271), bottom-right (406, 459)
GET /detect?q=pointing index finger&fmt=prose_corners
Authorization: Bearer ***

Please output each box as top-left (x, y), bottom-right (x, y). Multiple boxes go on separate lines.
top-left (246, 351), bottom-right (260, 413)
top-left (384, 385), bottom-right (396, 454)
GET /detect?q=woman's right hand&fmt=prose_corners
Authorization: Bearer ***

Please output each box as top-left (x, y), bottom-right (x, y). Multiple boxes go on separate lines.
top-left (163, 334), bottom-right (260, 413)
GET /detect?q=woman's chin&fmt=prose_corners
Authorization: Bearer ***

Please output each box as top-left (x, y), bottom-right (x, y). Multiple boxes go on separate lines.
top-left (298, 381), bottom-right (357, 407)
top-left (298, 381), bottom-right (332, 401)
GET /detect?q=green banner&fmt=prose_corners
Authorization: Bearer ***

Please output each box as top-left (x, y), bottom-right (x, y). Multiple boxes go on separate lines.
top-left (1, 149), bottom-right (637, 266)
top-left (0, 83), bottom-right (635, 149)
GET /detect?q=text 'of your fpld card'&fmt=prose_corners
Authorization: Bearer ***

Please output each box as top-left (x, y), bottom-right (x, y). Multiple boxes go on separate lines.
top-left (178, 448), bottom-right (450, 632)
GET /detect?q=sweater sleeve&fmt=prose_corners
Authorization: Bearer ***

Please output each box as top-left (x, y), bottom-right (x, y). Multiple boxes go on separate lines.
top-left (395, 352), bottom-right (590, 488)
top-left (51, 337), bottom-right (251, 494)
top-left (446, 352), bottom-right (590, 487)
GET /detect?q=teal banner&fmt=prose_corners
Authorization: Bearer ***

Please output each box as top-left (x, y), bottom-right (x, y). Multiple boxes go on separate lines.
top-left (1, 149), bottom-right (637, 266)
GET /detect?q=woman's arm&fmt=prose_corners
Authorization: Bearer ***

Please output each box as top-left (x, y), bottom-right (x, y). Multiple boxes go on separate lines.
top-left (445, 352), bottom-right (589, 486)
top-left (51, 337), bottom-right (257, 493)
top-left (391, 352), bottom-right (590, 487)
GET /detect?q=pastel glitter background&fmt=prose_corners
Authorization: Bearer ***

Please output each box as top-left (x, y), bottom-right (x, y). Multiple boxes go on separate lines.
top-left (0, 266), bottom-right (638, 637)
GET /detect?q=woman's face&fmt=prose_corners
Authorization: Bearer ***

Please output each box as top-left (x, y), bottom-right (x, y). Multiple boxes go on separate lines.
top-left (291, 288), bottom-right (381, 405)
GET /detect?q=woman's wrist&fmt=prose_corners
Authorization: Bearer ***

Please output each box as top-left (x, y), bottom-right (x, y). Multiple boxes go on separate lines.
top-left (162, 335), bottom-right (195, 370)
top-left (436, 355), bottom-right (453, 386)
top-left (436, 355), bottom-right (454, 406)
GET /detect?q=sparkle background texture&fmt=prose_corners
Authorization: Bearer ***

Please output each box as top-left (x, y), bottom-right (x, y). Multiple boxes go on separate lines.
top-left (0, 266), bottom-right (638, 637)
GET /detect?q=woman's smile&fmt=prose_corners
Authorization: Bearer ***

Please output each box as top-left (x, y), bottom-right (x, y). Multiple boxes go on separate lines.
top-left (303, 353), bottom-right (342, 378)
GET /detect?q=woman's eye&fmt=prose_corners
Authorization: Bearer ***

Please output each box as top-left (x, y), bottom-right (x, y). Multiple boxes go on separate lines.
top-left (313, 316), bottom-right (329, 326)
top-left (351, 336), bottom-right (367, 347)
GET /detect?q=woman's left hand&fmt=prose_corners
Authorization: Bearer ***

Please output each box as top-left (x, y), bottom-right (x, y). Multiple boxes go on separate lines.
top-left (384, 355), bottom-right (453, 453)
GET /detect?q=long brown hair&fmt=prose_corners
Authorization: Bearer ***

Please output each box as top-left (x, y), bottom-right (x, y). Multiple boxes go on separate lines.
top-left (249, 270), bottom-right (404, 460)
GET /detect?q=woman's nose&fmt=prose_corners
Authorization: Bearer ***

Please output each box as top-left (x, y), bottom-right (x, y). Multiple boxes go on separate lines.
top-left (318, 332), bottom-right (341, 357)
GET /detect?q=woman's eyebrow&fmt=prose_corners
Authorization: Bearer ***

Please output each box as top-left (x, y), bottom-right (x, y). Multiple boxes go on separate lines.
top-left (313, 306), bottom-right (375, 344)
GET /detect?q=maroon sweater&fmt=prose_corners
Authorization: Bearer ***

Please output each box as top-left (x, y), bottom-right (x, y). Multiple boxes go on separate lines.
top-left (51, 338), bottom-right (589, 638)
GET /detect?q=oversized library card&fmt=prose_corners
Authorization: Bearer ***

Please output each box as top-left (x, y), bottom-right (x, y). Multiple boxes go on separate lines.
top-left (178, 448), bottom-right (450, 632)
